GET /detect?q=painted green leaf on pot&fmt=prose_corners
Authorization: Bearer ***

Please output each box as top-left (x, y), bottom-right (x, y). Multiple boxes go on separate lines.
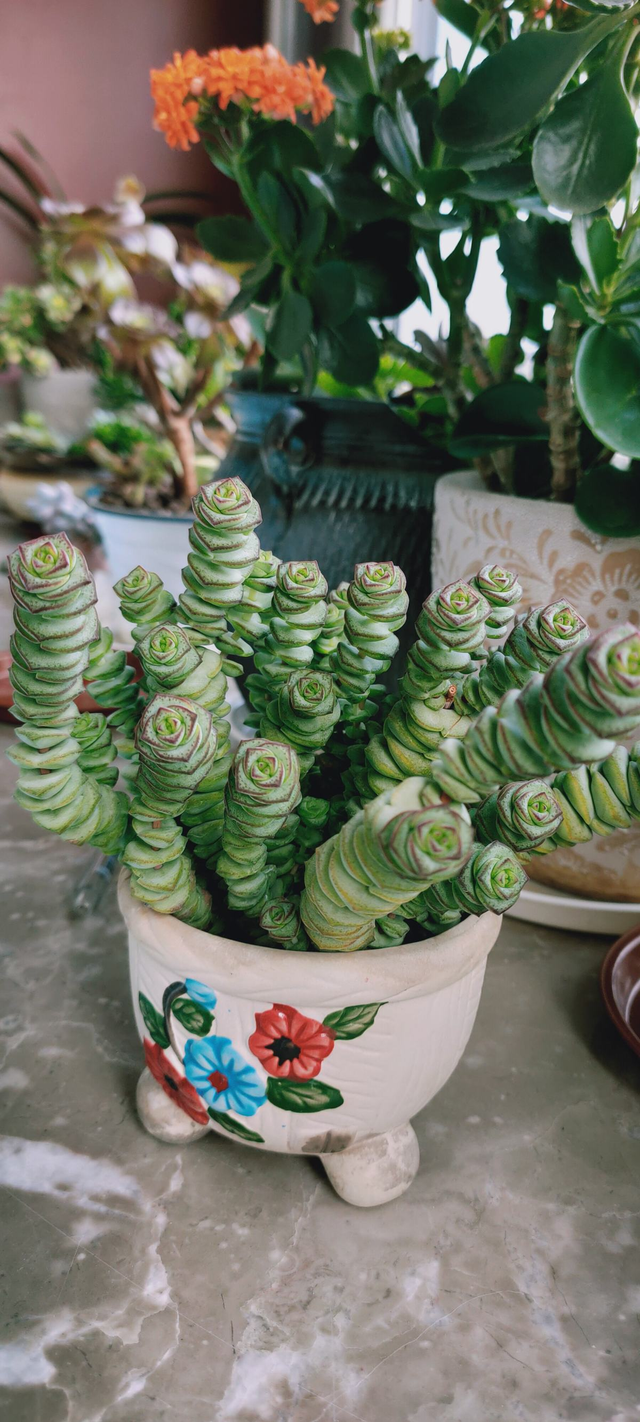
top-left (575, 324), bottom-right (640, 457)
top-left (499, 216), bottom-right (580, 304)
top-left (266, 290), bottom-right (313, 362)
top-left (196, 216), bottom-right (268, 264)
top-left (532, 45), bottom-right (637, 215)
top-left (265, 1078), bottom-right (344, 1113)
top-left (208, 1108), bottom-right (265, 1143)
top-left (171, 997), bottom-right (213, 1037)
top-left (450, 381), bottom-right (548, 457)
top-left (574, 462), bottom-right (640, 538)
top-left (138, 992), bottom-right (169, 1049)
top-left (436, 15), bottom-right (624, 150)
top-left (322, 1002), bottom-right (385, 1039)
top-left (318, 312), bottom-right (379, 385)
top-left (311, 262), bottom-right (357, 329)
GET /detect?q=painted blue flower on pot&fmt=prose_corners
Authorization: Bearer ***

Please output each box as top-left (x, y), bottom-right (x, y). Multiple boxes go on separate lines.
top-left (184, 1036), bottom-right (266, 1117)
top-left (184, 978), bottom-right (218, 1011)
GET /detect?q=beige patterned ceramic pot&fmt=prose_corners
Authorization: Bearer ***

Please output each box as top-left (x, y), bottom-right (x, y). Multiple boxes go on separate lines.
top-left (432, 470), bottom-right (640, 901)
top-left (120, 875), bottom-right (501, 1207)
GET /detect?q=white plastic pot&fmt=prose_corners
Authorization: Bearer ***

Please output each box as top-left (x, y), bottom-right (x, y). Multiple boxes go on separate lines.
top-left (119, 874), bottom-right (501, 1207)
top-left (86, 490), bottom-right (192, 605)
top-left (21, 368), bottom-right (95, 444)
top-left (432, 469), bottom-right (640, 903)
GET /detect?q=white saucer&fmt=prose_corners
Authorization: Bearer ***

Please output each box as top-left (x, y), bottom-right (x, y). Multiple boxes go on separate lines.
top-left (508, 881), bottom-right (640, 936)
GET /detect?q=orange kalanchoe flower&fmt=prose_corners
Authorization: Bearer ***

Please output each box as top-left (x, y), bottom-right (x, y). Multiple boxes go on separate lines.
top-left (150, 50), bottom-right (202, 152)
top-left (298, 0), bottom-right (340, 22)
top-left (151, 45), bottom-right (334, 150)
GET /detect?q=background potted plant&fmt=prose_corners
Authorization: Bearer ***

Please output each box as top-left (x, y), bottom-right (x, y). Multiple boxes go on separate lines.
top-left (5, 482), bottom-right (640, 1203)
top-left (150, 5), bottom-right (459, 625)
top-left (84, 253), bottom-right (256, 595)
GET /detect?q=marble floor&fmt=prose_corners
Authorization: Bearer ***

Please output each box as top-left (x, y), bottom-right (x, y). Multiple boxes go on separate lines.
top-left (1, 514), bottom-right (640, 1420)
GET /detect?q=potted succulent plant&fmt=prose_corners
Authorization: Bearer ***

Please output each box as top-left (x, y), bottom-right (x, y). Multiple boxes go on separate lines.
top-left (6, 478), bottom-right (640, 1204)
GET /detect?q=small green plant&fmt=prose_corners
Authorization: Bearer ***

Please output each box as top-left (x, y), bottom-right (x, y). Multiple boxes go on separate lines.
top-left (6, 484), bottom-right (640, 950)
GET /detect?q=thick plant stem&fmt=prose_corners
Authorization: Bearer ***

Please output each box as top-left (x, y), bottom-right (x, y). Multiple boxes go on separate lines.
top-left (165, 411), bottom-right (198, 502)
top-left (546, 305), bottom-right (581, 502)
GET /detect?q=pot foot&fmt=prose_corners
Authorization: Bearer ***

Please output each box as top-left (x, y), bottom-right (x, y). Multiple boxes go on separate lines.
top-left (136, 1068), bottom-right (210, 1144)
top-left (320, 1122), bottom-right (419, 1207)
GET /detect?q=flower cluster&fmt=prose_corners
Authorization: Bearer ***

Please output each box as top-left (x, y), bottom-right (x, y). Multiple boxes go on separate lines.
top-left (298, 0), bottom-right (340, 21)
top-left (151, 45), bottom-right (334, 151)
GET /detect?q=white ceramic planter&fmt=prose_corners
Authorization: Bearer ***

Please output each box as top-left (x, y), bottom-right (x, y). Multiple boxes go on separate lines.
top-left (86, 491), bottom-right (192, 606)
top-left (119, 875), bottom-right (501, 1207)
top-left (432, 470), bottom-right (640, 903)
top-left (21, 368), bottom-right (95, 444)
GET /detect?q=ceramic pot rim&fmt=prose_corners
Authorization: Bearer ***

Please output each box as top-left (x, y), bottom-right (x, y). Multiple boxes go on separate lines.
top-left (119, 871), bottom-right (501, 1008)
top-left (85, 487), bottom-right (194, 523)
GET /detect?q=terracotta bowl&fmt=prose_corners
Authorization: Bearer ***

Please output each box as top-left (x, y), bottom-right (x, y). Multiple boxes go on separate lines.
top-left (601, 924), bottom-right (640, 1058)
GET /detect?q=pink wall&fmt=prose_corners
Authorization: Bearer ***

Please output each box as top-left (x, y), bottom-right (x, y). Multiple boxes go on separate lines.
top-left (0, 0), bottom-right (263, 284)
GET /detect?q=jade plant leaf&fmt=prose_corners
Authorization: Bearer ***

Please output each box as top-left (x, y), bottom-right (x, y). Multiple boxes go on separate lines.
top-left (450, 381), bottom-right (549, 457)
top-left (436, 14), bottom-right (625, 150)
top-left (499, 216), bottom-right (580, 303)
top-left (171, 998), bottom-right (213, 1037)
top-left (532, 44), bottom-right (638, 215)
top-left (208, 1108), bottom-right (265, 1143)
top-left (574, 324), bottom-right (640, 457)
top-left (322, 1002), bottom-right (385, 1039)
top-left (574, 462), bottom-right (640, 537)
top-left (138, 992), bottom-right (169, 1049)
top-left (265, 1078), bottom-right (344, 1112)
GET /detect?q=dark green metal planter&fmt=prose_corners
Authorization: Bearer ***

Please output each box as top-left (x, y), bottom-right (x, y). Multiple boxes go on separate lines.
top-left (219, 390), bottom-right (441, 633)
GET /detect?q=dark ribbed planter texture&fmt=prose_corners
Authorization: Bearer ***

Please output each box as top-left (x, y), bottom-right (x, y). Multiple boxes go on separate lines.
top-left (219, 391), bottom-right (441, 637)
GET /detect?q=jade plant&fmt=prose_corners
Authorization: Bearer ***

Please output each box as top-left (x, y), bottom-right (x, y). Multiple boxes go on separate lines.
top-left (6, 480), bottom-right (640, 952)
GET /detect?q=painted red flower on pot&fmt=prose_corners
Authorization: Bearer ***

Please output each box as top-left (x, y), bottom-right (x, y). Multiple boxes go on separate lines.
top-left (144, 1037), bottom-right (209, 1124)
top-left (249, 1003), bottom-right (335, 1080)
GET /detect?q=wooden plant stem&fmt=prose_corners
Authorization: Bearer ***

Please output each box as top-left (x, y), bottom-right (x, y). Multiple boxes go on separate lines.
top-left (499, 298), bottom-right (528, 383)
top-left (546, 305), bottom-right (581, 502)
top-left (165, 411), bottom-right (198, 501)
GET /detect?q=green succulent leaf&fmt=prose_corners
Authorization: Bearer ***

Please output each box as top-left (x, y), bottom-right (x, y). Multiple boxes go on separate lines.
top-left (318, 312), bottom-right (379, 385)
top-left (171, 997), bottom-right (213, 1037)
top-left (138, 992), bottom-right (169, 1048)
top-left (575, 324), bottom-right (640, 457)
top-left (207, 1109), bottom-right (265, 1143)
top-left (196, 216), bottom-right (269, 264)
top-left (266, 289), bottom-right (313, 361)
top-left (322, 1002), bottom-right (385, 1039)
top-left (323, 49), bottom-right (370, 101)
top-left (532, 42), bottom-right (637, 215)
top-left (461, 161), bottom-right (533, 201)
top-left (450, 381), bottom-right (549, 457)
top-left (436, 14), bottom-right (625, 150)
top-left (374, 104), bottom-right (417, 181)
top-left (499, 216), bottom-right (580, 304)
top-left (572, 214), bottom-right (619, 292)
top-left (574, 462), bottom-right (640, 537)
top-left (311, 262), bottom-right (357, 329)
top-left (265, 1077), bottom-right (344, 1112)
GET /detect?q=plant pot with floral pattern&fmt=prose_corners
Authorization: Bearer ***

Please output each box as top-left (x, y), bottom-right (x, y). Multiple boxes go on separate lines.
top-left (121, 873), bottom-right (501, 1207)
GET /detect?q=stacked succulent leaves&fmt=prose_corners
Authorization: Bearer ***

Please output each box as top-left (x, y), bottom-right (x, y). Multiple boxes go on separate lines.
top-left (7, 502), bottom-right (640, 952)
